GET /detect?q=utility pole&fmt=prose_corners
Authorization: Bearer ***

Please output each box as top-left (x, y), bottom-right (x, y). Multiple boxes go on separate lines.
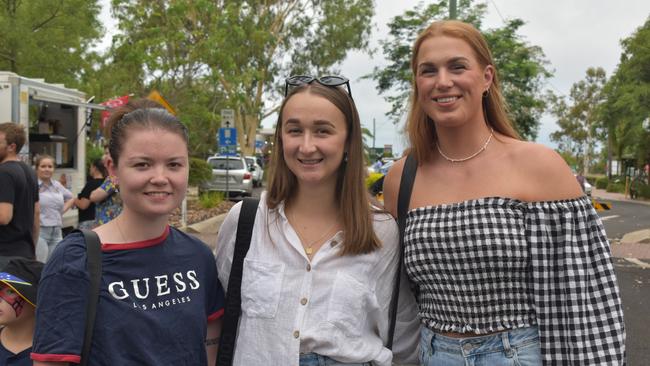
top-left (449, 0), bottom-right (458, 19)
top-left (372, 118), bottom-right (376, 151)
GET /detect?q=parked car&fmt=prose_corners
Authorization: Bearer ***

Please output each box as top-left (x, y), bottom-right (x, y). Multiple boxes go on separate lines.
top-left (201, 156), bottom-right (253, 197)
top-left (245, 156), bottom-right (263, 187)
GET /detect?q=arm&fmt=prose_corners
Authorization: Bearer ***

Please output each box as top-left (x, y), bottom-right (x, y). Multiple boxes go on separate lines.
top-left (33, 202), bottom-right (40, 245)
top-left (89, 186), bottom-right (109, 203)
top-left (62, 198), bottom-right (76, 214)
top-left (75, 197), bottom-right (91, 210)
top-left (373, 218), bottom-right (420, 365)
top-left (0, 202), bottom-right (12, 225)
top-left (205, 318), bottom-right (222, 366)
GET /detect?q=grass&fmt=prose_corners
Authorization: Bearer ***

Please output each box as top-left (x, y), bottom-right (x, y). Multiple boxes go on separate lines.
top-left (198, 191), bottom-right (225, 209)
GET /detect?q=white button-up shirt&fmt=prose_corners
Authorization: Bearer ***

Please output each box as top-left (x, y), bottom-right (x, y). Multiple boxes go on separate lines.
top-left (215, 193), bottom-right (420, 366)
top-left (38, 179), bottom-right (72, 227)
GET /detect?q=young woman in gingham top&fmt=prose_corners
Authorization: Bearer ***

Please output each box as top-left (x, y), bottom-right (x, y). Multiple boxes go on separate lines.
top-left (216, 79), bottom-right (420, 365)
top-left (383, 21), bottom-right (625, 365)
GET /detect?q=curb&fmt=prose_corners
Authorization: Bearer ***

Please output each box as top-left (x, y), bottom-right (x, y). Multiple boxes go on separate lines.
top-left (180, 213), bottom-right (228, 234)
top-left (621, 229), bottom-right (650, 245)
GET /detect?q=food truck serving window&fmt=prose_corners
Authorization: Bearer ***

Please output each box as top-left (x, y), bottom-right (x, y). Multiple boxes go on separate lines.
top-left (28, 98), bottom-right (78, 169)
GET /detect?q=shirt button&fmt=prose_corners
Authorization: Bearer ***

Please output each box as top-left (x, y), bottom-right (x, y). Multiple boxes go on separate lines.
top-left (306, 264), bottom-right (311, 272)
top-left (293, 330), bottom-right (300, 338)
top-left (300, 298), bottom-right (308, 305)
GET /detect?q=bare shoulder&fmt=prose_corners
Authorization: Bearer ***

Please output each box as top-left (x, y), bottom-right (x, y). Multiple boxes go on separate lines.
top-left (508, 141), bottom-right (583, 201)
top-left (382, 157), bottom-right (407, 218)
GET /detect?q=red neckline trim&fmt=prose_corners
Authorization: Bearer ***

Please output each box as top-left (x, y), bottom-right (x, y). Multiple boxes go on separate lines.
top-left (101, 226), bottom-right (170, 251)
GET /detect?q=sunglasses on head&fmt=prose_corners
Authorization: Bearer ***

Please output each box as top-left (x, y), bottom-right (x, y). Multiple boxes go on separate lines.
top-left (284, 75), bottom-right (352, 98)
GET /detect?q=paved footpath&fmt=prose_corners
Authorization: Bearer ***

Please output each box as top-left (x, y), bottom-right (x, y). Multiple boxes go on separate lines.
top-left (593, 189), bottom-right (650, 261)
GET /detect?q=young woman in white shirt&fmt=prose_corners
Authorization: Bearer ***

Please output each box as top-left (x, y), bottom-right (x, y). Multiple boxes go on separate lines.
top-left (215, 77), bottom-right (420, 366)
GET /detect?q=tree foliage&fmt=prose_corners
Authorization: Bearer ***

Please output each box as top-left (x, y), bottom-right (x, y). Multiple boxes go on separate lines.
top-left (102, 0), bottom-right (374, 157)
top-left (599, 17), bottom-right (650, 170)
top-left (367, 0), bottom-right (551, 140)
top-left (548, 67), bottom-right (607, 174)
top-left (0, 0), bottom-right (102, 87)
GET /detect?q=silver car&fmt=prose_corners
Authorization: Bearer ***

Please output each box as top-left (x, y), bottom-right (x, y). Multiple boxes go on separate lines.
top-left (201, 156), bottom-right (253, 197)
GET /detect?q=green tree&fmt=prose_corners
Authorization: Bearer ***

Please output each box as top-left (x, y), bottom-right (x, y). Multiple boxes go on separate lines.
top-left (599, 17), bottom-right (650, 176)
top-left (367, 0), bottom-right (551, 140)
top-left (106, 0), bottom-right (374, 156)
top-left (0, 0), bottom-right (102, 87)
top-left (549, 67), bottom-right (607, 175)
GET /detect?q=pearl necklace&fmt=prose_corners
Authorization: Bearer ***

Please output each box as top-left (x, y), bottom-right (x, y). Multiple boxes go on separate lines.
top-left (436, 128), bottom-right (494, 163)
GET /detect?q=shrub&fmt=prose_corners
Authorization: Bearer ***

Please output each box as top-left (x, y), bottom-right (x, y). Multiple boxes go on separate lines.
top-left (595, 176), bottom-right (609, 189)
top-left (638, 184), bottom-right (650, 199)
top-left (606, 182), bottom-right (625, 194)
top-left (189, 157), bottom-right (212, 186)
top-left (198, 191), bottom-right (224, 209)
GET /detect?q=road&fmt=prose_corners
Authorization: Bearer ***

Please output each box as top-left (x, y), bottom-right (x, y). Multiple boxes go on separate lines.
top-left (597, 199), bottom-right (650, 239)
top-left (613, 258), bottom-right (649, 366)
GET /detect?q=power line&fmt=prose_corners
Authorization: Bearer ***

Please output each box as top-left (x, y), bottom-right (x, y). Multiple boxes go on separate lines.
top-left (488, 0), bottom-right (506, 24)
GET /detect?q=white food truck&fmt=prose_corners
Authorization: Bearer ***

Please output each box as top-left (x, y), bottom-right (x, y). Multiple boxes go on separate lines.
top-left (0, 71), bottom-right (106, 229)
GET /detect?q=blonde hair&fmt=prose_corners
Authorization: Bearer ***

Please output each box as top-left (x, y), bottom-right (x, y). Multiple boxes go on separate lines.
top-left (266, 83), bottom-right (381, 255)
top-left (407, 20), bottom-right (520, 162)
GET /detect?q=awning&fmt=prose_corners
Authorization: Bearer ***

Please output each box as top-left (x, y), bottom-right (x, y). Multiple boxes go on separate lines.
top-left (31, 94), bottom-right (107, 111)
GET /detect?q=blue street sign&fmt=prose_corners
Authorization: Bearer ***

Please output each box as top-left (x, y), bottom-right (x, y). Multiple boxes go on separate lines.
top-left (255, 140), bottom-right (265, 149)
top-left (218, 146), bottom-right (237, 156)
top-left (218, 127), bottom-right (237, 147)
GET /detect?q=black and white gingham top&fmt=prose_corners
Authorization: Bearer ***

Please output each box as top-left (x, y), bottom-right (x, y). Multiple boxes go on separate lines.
top-left (404, 196), bottom-right (625, 365)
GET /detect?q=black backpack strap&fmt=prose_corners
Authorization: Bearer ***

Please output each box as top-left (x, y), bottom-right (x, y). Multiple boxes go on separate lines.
top-left (216, 197), bottom-right (260, 366)
top-left (386, 154), bottom-right (418, 349)
top-left (76, 229), bottom-right (102, 366)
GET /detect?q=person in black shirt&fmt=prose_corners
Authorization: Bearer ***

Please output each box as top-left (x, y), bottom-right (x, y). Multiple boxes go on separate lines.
top-left (74, 159), bottom-right (107, 230)
top-left (0, 123), bottom-right (39, 259)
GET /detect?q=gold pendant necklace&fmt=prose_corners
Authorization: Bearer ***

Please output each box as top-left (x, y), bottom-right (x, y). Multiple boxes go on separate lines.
top-left (289, 212), bottom-right (338, 258)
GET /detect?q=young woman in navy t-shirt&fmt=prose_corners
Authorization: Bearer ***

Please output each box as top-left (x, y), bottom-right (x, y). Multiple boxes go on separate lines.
top-left (32, 99), bottom-right (225, 366)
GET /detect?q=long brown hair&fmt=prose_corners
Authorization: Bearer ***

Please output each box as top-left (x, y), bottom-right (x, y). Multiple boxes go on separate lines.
top-left (407, 20), bottom-right (520, 163)
top-left (266, 83), bottom-right (381, 255)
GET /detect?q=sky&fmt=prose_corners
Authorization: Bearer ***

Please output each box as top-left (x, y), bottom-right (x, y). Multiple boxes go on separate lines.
top-left (98, 1), bottom-right (650, 156)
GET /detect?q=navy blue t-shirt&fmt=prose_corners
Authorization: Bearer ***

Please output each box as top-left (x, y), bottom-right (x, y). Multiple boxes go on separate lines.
top-left (0, 330), bottom-right (31, 366)
top-left (31, 226), bottom-right (225, 365)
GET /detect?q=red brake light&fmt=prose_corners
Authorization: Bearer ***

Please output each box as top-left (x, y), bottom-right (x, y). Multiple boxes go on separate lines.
top-left (244, 172), bottom-right (252, 179)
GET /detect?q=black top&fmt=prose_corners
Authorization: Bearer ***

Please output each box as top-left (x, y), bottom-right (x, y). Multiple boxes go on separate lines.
top-left (76, 178), bottom-right (103, 222)
top-left (0, 161), bottom-right (39, 258)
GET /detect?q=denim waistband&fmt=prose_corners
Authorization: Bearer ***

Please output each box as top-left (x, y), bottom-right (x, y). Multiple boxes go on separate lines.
top-left (421, 326), bottom-right (540, 357)
top-left (298, 353), bottom-right (370, 366)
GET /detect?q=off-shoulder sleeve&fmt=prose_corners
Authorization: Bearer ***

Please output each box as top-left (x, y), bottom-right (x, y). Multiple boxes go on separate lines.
top-left (525, 196), bottom-right (625, 365)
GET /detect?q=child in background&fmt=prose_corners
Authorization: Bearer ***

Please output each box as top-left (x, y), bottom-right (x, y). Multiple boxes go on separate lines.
top-left (0, 257), bottom-right (44, 366)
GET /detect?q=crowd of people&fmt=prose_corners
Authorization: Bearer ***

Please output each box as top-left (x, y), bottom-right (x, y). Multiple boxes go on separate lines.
top-left (0, 20), bottom-right (626, 366)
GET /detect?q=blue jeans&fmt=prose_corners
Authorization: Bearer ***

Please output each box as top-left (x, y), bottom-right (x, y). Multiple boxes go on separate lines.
top-left (39, 225), bottom-right (63, 260)
top-left (299, 353), bottom-right (370, 366)
top-left (420, 326), bottom-right (542, 366)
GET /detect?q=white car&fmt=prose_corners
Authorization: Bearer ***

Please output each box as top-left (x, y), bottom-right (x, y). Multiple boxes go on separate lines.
top-left (201, 156), bottom-right (253, 197)
top-left (245, 156), bottom-right (263, 187)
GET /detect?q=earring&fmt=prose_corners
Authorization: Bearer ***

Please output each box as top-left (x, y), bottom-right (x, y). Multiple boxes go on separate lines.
top-left (483, 88), bottom-right (490, 98)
